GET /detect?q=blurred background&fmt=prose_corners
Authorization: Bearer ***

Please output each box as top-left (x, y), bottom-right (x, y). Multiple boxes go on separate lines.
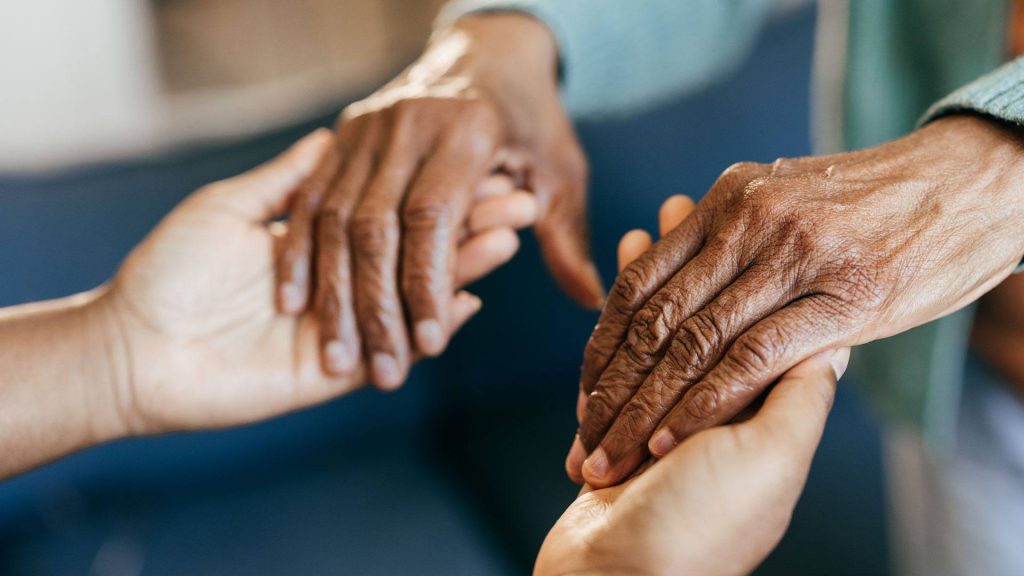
top-left (0, 1), bottom-right (888, 574)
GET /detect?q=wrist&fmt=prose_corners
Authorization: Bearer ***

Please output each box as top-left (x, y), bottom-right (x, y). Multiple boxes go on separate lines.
top-left (431, 13), bottom-right (563, 141)
top-left (445, 13), bottom-right (559, 83)
top-left (927, 115), bottom-right (1024, 254)
top-left (80, 287), bottom-right (139, 442)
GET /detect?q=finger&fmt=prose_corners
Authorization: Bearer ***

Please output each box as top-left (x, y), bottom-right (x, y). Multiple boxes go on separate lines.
top-left (315, 122), bottom-right (379, 375)
top-left (467, 191), bottom-right (538, 233)
top-left (567, 227), bottom-right (647, 481)
top-left (617, 230), bottom-right (653, 272)
top-left (447, 290), bottom-right (484, 335)
top-left (565, 434), bottom-right (587, 485)
top-left (737, 347), bottom-right (847, 460)
top-left (351, 143), bottom-right (421, 391)
top-left (579, 212), bottom-right (707, 397)
top-left (649, 296), bottom-right (850, 456)
top-left (579, 226), bottom-right (748, 447)
top-left (581, 265), bottom-right (792, 487)
top-left (535, 175), bottom-right (605, 310)
top-left (475, 173), bottom-right (516, 200)
top-left (276, 142), bottom-right (341, 314)
top-left (207, 128), bottom-right (334, 222)
top-left (570, 198), bottom-right (688, 468)
top-left (454, 227), bottom-right (520, 288)
top-left (658, 195), bottom-right (695, 237)
top-left (580, 163), bottom-right (768, 397)
top-left (402, 137), bottom-right (495, 358)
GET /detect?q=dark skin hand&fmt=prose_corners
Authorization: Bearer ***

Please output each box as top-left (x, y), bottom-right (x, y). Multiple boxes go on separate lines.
top-left (571, 115), bottom-right (1024, 488)
top-left (274, 14), bottom-right (601, 390)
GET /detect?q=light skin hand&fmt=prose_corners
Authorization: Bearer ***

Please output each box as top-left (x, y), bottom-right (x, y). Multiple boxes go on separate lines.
top-left (538, 197), bottom-right (850, 575)
top-left (0, 129), bottom-right (537, 478)
top-left (574, 115), bottom-right (1024, 488)
top-left (274, 13), bottom-right (602, 390)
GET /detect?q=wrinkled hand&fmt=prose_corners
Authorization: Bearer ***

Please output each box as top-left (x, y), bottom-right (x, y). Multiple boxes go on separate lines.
top-left (538, 202), bottom-right (849, 576)
top-left (275, 14), bottom-right (601, 390)
top-left (575, 115), bottom-right (1024, 487)
top-left (101, 130), bottom-right (535, 435)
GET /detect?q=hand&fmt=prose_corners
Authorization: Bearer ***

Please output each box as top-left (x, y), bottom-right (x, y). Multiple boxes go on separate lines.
top-left (98, 129), bottom-right (536, 435)
top-left (575, 115), bottom-right (1024, 487)
top-left (538, 200), bottom-right (850, 576)
top-left (275, 13), bottom-right (602, 390)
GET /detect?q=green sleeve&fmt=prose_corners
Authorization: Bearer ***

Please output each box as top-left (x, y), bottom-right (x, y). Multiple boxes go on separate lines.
top-left (922, 56), bottom-right (1024, 126)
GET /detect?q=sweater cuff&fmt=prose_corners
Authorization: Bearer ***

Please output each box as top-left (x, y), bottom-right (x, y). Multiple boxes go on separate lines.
top-left (922, 57), bottom-right (1024, 127)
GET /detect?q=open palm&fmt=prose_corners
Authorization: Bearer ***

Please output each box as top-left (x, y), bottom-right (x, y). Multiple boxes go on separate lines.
top-left (105, 130), bottom-right (533, 434)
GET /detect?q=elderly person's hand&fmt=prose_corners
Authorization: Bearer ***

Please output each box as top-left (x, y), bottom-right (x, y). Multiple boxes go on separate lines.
top-left (572, 115), bottom-right (1024, 487)
top-left (539, 199), bottom-right (849, 576)
top-left (102, 129), bottom-right (535, 435)
top-left (274, 14), bottom-right (601, 390)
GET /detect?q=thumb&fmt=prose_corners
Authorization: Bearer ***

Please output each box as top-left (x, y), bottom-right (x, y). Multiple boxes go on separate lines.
top-left (535, 177), bottom-right (604, 309)
top-left (204, 128), bottom-right (336, 223)
top-left (739, 347), bottom-right (848, 459)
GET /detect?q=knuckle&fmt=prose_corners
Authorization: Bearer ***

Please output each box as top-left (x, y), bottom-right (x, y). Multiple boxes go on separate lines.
top-left (729, 328), bottom-right (780, 379)
top-left (316, 205), bottom-right (351, 247)
top-left (609, 264), bottom-right (652, 311)
top-left (349, 210), bottom-right (398, 257)
top-left (617, 401), bottom-right (661, 441)
top-left (665, 311), bottom-right (725, 378)
top-left (624, 299), bottom-right (676, 359)
top-left (403, 198), bottom-right (451, 232)
top-left (401, 261), bottom-right (443, 308)
top-left (684, 384), bottom-right (721, 421)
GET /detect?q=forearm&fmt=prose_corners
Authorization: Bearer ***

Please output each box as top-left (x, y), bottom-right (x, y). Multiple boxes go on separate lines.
top-left (0, 288), bottom-right (127, 478)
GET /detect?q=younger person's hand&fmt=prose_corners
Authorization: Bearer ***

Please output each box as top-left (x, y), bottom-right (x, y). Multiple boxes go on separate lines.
top-left (100, 129), bottom-right (536, 436)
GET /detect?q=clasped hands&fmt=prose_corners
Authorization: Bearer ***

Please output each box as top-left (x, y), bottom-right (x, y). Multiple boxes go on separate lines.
top-left (103, 130), bottom-right (847, 575)
top-left (95, 125), bottom-right (845, 576)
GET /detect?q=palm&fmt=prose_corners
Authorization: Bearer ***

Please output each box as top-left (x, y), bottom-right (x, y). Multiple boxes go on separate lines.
top-left (105, 130), bottom-right (534, 435)
top-left (539, 425), bottom-right (800, 576)
top-left (113, 198), bottom-right (353, 432)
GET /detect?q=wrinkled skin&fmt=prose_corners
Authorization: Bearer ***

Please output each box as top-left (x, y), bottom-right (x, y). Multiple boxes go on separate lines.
top-left (539, 196), bottom-right (849, 576)
top-left (102, 130), bottom-right (537, 435)
top-left (574, 115), bottom-right (1024, 488)
top-left (275, 14), bottom-right (601, 390)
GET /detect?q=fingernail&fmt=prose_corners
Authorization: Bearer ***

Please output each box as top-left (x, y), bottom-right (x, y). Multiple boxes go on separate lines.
top-left (372, 353), bottom-right (402, 390)
top-left (415, 320), bottom-right (445, 356)
top-left (649, 429), bottom-right (677, 457)
top-left (582, 447), bottom-right (609, 481)
top-left (281, 284), bottom-right (304, 312)
top-left (324, 340), bottom-right (354, 373)
top-left (566, 435), bottom-right (587, 481)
